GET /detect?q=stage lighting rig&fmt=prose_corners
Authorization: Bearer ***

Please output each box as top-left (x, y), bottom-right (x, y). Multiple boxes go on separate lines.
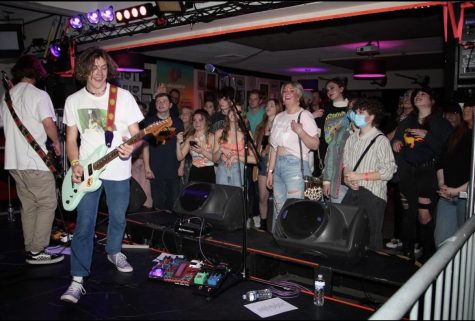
top-left (115, 3), bottom-right (155, 23)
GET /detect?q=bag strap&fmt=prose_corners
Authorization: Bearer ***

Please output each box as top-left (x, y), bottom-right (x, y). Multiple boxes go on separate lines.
top-left (1, 73), bottom-right (57, 173)
top-left (352, 134), bottom-right (383, 172)
top-left (297, 111), bottom-right (304, 178)
top-left (104, 84), bottom-right (118, 147)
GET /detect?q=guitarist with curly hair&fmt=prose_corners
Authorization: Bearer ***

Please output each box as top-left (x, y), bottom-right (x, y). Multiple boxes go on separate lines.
top-left (60, 47), bottom-right (144, 304)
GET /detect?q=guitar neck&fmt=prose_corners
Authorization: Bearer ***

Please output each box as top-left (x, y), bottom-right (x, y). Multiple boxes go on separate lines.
top-left (93, 131), bottom-right (145, 170)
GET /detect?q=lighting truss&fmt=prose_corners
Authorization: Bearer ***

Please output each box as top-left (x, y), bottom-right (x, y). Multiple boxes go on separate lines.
top-left (69, 1), bottom-right (313, 45)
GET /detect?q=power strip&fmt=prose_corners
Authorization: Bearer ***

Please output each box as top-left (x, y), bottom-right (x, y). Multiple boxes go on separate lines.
top-left (122, 244), bottom-right (149, 249)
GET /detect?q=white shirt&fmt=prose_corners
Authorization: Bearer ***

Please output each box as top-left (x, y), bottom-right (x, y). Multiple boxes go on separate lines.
top-left (270, 108), bottom-right (320, 161)
top-left (0, 82), bottom-right (56, 171)
top-left (63, 83), bottom-right (144, 181)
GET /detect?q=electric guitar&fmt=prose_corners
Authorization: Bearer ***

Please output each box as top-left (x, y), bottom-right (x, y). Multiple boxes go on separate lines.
top-left (61, 118), bottom-right (172, 211)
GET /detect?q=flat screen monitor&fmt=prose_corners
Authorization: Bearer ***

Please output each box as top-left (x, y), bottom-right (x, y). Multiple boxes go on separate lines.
top-left (0, 25), bottom-right (24, 58)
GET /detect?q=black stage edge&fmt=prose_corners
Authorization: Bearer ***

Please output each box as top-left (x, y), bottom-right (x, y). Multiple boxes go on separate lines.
top-left (97, 210), bottom-right (419, 308)
top-left (0, 214), bottom-right (376, 320)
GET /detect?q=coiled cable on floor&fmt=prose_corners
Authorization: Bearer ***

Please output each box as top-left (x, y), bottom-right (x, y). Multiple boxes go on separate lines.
top-left (255, 279), bottom-right (311, 299)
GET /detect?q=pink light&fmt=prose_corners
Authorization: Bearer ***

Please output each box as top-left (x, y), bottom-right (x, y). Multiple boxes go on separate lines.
top-left (117, 67), bottom-right (144, 72)
top-left (340, 40), bottom-right (404, 50)
top-left (288, 67), bottom-right (327, 73)
top-left (353, 74), bottom-right (386, 79)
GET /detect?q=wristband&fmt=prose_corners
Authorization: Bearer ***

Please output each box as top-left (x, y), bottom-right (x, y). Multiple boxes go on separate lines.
top-left (364, 172), bottom-right (369, 181)
top-left (268, 169), bottom-right (274, 174)
top-left (71, 159), bottom-right (80, 167)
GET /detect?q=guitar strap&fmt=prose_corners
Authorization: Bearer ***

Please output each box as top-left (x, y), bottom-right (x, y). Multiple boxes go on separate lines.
top-left (104, 84), bottom-right (118, 147)
top-left (2, 80), bottom-right (57, 174)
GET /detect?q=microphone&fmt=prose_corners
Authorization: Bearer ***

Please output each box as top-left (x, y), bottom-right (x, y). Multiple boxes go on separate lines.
top-left (205, 64), bottom-right (230, 78)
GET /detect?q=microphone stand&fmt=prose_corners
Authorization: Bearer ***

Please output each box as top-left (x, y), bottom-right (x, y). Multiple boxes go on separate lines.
top-left (230, 102), bottom-right (260, 280)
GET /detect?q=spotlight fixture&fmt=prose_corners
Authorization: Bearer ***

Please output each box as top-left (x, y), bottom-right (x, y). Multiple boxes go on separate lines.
top-left (115, 3), bottom-right (155, 23)
top-left (87, 9), bottom-right (101, 25)
top-left (100, 6), bottom-right (114, 22)
top-left (49, 42), bottom-right (61, 58)
top-left (69, 16), bottom-right (83, 29)
top-left (353, 59), bottom-right (386, 79)
top-left (155, 15), bottom-right (168, 27)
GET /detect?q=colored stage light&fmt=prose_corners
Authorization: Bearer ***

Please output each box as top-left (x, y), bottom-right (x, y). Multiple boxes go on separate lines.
top-left (115, 3), bottom-right (155, 23)
top-left (353, 59), bottom-right (386, 79)
top-left (123, 9), bottom-right (131, 20)
top-left (115, 11), bottom-right (123, 22)
top-left (50, 42), bottom-right (61, 58)
top-left (87, 9), bottom-right (101, 25)
top-left (69, 16), bottom-right (83, 29)
top-left (131, 7), bottom-right (139, 18)
top-left (100, 6), bottom-right (114, 22)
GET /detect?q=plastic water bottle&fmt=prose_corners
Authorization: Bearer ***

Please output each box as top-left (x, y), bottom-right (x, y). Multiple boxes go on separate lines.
top-left (242, 288), bottom-right (273, 302)
top-left (314, 274), bottom-right (325, 306)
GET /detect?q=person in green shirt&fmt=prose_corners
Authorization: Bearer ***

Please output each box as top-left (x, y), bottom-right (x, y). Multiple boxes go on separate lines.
top-left (246, 89), bottom-right (266, 135)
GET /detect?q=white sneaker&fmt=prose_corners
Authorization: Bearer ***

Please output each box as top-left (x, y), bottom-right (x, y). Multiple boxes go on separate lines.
top-left (385, 238), bottom-right (403, 249)
top-left (253, 216), bottom-right (261, 229)
top-left (107, 252), bottom-right (133, 272)
top-left (61, 280), bottom-right (86, 304)
top-left (246, 218), bottom-right (252, 229)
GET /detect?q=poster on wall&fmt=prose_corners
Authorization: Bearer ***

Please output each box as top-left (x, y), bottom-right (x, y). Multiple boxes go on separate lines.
top-left (156, 59), bottom-right (194, 109)
top-left (119, 72), bottom-right (142, 102)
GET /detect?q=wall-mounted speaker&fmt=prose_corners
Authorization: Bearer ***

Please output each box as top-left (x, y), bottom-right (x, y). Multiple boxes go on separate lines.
top-left (273, 199), bottom-right (369, 263)
top-left (173, 182), bottom-right (244, 231)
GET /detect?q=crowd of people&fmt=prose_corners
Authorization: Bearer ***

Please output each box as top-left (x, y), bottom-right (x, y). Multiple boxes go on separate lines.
top-left (1, 49), bottom-right (474, 304)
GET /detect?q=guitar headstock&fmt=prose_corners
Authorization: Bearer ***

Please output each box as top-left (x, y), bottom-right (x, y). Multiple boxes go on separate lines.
top-left (144, 118), bottom-right (173, 136)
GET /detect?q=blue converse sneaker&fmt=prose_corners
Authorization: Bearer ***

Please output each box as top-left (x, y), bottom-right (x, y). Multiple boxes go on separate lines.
top-left (61, 280), bottom-right (86, 304)
top-left (107, 252), bottom-right (133, 272)
top-left (26, 250), bottom-right (64, 265)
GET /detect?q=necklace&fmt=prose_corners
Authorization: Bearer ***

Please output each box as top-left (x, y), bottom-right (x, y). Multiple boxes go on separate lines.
top-left (85, 85), bottom-right (107, 96)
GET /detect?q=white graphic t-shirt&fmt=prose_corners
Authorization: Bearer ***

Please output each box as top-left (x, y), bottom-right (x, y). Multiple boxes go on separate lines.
top-left (63, 83), bottom-right (144, 181)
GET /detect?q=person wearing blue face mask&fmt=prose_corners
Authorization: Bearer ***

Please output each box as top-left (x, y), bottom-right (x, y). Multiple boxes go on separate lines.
top-left (342, 98), bottom-right (397, 251)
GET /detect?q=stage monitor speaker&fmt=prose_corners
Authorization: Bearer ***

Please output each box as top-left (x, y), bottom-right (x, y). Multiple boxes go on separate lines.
top-left (99, 177), bottom-right (146, 214)
top-left (173, 182), bottom-right (244, 231)
top-left (273, 199), bottom-right (369, 263)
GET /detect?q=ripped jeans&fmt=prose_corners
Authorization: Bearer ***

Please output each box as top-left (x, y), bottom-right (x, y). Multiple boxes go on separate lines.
top-left (272, 154), bottom-right (310, 232)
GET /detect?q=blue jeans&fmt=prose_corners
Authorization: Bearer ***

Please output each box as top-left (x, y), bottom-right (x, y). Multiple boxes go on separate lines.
top-left (216, 161), bottom-right (245, 188)
top-left (272, 155), bottom-right (310, 233)
top-left (70, 179), bottom-right (130, 277)
top-left (434, 197), bottom-right (467, 248)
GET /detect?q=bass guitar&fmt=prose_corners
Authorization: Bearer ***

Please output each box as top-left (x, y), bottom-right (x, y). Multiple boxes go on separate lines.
top-left (62, 118), bottom-right (172, 211)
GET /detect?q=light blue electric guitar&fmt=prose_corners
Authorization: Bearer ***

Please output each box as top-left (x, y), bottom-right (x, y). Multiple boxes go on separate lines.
top-left (61, 118), bottom-right (172, 211)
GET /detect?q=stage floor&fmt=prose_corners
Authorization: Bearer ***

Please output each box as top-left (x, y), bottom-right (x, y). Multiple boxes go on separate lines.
top-left (0, 215), bottom-right (376, 320)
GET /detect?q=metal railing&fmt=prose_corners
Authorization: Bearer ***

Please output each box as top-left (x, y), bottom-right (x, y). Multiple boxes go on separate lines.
top-left (370, 215), bottom-right (475, 320)
top-left (370, 107), bottom-right (475, 320)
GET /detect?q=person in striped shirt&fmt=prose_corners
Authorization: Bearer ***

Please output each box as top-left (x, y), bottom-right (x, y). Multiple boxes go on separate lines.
top-left (342, 98), bottom-right (397, 251)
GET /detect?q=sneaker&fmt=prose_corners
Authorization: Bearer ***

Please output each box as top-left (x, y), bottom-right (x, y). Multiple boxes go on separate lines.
top-left (107, 252), bottom-right (133, 272)
top-left (414, 243), bottom-right (423, 258)
top-left (246, 218), bottom-right (252, 229)
top-left (385, 238), bottom-right (403, 249)
top-left (253, 216), bottom-right (261, 229)
top-left (61, 280), bottom-right (86, 304)
top-left (26, 250), bottom-right (64, 265)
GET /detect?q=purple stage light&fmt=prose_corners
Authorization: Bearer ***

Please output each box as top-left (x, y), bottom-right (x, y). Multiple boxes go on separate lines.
top-left (69, 16), bottom-right (83, 29)
top-left (101, 6), bottom-right (114, 22)
top-left (50, 43), bottom-right (61, 58)
top-left (87, 9), bottom-right (101, 25)
top-left (288, 67), bottom-right (327, 73)
top-left (116, 67), bottom-right (144, 72)
top-left (340, 40), bottom-right (404, 50)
